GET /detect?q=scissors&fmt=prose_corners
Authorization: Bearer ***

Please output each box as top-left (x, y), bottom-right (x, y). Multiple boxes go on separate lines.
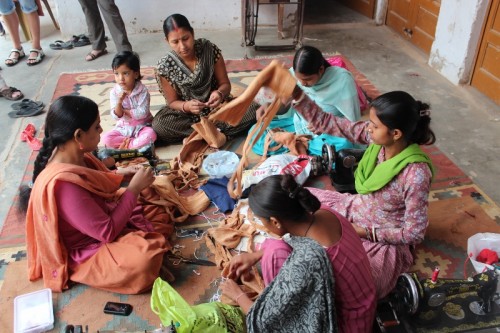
top-left (167, 250), bottom-right (216, 266)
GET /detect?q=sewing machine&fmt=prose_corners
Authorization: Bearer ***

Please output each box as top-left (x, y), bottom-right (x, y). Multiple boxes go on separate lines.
top-left (95, 143), bottom-right (159, 172)
top-left (313, 143), bottom-right (365, 193)
top-left (375, 269), bottom-right (500, 332)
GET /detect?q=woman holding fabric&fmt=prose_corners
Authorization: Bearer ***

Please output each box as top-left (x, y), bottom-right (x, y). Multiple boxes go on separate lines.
top-left (291, 89), bottom-right (436, 298)
top-left (251, 45), bottom-right (361, 156)
top-left (220, 174), bottom-right (376, 333)
top-left (19, 95), bottom-right (172, 294)
top-left (152, 13), bottom-right (258, 144)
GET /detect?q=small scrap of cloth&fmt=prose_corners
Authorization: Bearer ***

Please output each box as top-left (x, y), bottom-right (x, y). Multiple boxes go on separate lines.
top-left (200, 177), bottom-right (237, 213)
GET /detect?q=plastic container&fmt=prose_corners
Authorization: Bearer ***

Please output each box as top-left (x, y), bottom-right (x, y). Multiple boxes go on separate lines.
top-left (14, 288), bottom-right (54, 333)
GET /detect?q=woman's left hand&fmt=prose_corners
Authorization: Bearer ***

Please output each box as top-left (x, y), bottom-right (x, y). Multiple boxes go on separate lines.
top-left (206, 90), bottom-right (224, 108)
top-left (352, 223), bottom-right (368, 238)
top-left (220, 279), bottom-right (243, 301)
top-left (116, 164), bottom-right (144, 176)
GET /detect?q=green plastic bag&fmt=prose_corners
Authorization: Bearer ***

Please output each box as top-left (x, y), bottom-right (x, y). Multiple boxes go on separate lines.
top-left (151, 278), bottom-right (246, 333)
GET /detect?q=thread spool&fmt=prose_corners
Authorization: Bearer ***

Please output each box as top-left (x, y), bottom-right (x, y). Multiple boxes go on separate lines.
top-left (431, 267), bottom-right (440, 283)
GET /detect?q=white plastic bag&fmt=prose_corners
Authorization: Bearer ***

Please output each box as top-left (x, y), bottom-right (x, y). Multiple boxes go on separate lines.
top-left (242, 154), bottom-right (311, 191)
top-left (467, 232), bottom-right (500, 291)
top-left (202, 151), bottom-right (240, 178)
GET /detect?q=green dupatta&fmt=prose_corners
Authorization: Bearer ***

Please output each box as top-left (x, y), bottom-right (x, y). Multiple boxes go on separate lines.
top-left (354, 143), bottom-right (434, 194)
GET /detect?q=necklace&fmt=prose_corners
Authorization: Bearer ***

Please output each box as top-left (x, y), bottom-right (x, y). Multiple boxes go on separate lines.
top-left (304, 214), bottom-right (316, 237)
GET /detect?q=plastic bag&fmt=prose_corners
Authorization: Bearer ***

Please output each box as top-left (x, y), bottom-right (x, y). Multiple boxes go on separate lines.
top-left (242, 154), bottom-right (311, 191)
top-left (467, 233), bottom-right (500, 291)
top-left (202, 150), bottom-right (240, 178)
top-left (150, 278), bottom-right (246, 333)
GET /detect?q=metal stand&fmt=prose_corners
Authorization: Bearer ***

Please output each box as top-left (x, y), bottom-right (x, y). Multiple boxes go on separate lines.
top-left (241, 0), bottom-right (305, 57)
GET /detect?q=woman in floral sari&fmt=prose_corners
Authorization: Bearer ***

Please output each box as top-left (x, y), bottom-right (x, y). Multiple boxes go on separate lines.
top-left (152, 13), bottom-right (258, 144)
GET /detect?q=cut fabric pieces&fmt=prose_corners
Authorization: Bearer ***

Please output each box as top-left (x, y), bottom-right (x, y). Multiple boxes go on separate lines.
top-left (200, 177), bottom-right (237, 213)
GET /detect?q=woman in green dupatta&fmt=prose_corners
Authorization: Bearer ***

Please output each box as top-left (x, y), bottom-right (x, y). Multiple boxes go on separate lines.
top-left (152, 13), bottom-right (258, 144)
top-left (288, 88), bottom-right (436, 299)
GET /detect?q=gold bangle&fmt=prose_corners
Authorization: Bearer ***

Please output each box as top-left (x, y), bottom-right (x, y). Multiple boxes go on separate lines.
top-left (216, 89), bottom-right (225, 100)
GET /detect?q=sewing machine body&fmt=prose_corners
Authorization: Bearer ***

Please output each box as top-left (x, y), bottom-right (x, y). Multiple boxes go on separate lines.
top-left (375, 269), bottom-right (500, 332)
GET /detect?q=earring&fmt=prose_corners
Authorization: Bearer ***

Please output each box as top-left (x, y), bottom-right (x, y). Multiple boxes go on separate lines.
top-left (277, 224), bottom-right (281, 229)
top-left (79, 143), bottom-right (84, 150)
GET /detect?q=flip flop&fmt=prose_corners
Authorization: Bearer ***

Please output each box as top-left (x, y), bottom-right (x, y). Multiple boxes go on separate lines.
top-left (8, 104), bottom-right (45, 118)
top-left (49, 40), bottom-right (65, 50)
top-left (11, 99), bottom-right (44, 111)
top-left (73, 35), bottom-right (91, 47)
top-left (20, 123), bottom-right (36, 141)
top-left (85, 49), bottom-right (108, 61)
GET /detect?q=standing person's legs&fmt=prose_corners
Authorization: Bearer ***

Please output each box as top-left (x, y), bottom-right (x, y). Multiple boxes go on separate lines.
top-left (97, 0), bottom-right (132, 52)
top-left (0, 0), bottom-right (25, 66)
top-left (78, 0), bottom-right (107, 53)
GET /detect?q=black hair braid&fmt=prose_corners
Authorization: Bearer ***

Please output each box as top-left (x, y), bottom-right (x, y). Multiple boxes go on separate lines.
top-left (411, 101), bottom-right (436, 145)
top-left (18, 136), bottom-right (55, 212)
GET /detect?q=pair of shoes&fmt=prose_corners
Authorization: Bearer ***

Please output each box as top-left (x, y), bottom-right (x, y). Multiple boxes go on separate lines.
top-left (49, 40), bottom-right (74, 50)
top-left (5, 48), bottom-right (25, 67)
top-left (26, 48), bottom-right (45, 66)
top-left (12, 98), bottom-right (44, 110)
top-left (20, 123), bottom-right (42, 151)
top-left (85, 49), bottom-right (108, 61)
top-left (72, 34), bottom-right (91, 47)
top-left (0, 86), bottom-right (24, 101)
top-left (8, 100), bottom-right (45, 118)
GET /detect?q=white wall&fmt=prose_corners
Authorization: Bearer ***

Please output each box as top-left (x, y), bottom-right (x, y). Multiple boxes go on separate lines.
top-left (53, 0), bottom-right (296, 36)
top-left (428, 0), bottom-right (489, 85)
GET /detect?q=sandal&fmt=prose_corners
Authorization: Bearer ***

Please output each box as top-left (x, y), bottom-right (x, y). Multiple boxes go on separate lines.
top-left (11, 99), bottom-right (44, 111)
top-left (20, 123), bottom-right (42, 151)
top-left (8, 104), bottom-right (45, 118)
top-left (0, 86), bottom-right (24, 101)
top-left (26, 48), bottom-right (45, 66)
top-left (73, 35), bottom-right (91, 47)
top-left (5, 48), bottom-right (25, 67)
top-left (85, 49), bottom-right (108, 62)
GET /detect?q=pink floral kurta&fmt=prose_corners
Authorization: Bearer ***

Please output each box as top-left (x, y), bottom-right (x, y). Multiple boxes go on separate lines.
top-left (293, 94), bottom-right (433, 298)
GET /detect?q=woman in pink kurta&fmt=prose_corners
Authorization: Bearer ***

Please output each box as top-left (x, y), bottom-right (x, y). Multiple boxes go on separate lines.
top-left (291, 89), bottom-right (435, 298)
top-left (220, 175), bottom-right (376, 333)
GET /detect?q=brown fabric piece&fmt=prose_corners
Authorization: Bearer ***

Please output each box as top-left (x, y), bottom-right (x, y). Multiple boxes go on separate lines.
top-left (206, 201), bottom-right (265, 305)
top-left (150, 175), bottom-right (210, 223)
top-left (271, 131), bottom-right (311, 156)
top-left (209, 60), bottom-right (297, 126)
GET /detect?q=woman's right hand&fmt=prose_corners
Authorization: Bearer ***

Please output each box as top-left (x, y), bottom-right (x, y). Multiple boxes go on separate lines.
top-left (185, 99), bottom-right (207, 114)
top-left (227, 251), bottom-right (263, 280)
top-left (127, 167), bottom-right (155, 195)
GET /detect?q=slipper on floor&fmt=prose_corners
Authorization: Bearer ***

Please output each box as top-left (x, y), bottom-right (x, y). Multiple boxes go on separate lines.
top-left (0, 86), bottom-right (24, 101)
top-left (26, 48), bottom-right (45, 66)
top-left (11, 99), bottom-right (44, 111)
top-left (20, 123), bottom-right (36, 141)
top-left (50, 40), bottom-right (74, 50)
top-left (73, 35), bottom-right (91, 47)
top-left (85, 49), bottom-right (108, 61)
top-left (8, 104), bottom-right (44, 118)
top-left (5, 48), bottom-right (25, 67)
top-left (49, 40), bottom-right (65, 50)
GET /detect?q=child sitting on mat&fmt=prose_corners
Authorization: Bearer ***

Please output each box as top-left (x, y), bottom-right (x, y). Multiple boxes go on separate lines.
top-left (101, 51), bottom-right (156, 149)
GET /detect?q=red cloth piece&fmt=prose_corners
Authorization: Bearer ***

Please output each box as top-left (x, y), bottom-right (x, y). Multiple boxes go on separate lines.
top-left (476, 248), bottom-right (499, 265)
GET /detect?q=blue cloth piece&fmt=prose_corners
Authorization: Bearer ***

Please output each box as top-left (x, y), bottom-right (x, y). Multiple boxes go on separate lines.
top-left (200, 177), bottom-right (237, 213)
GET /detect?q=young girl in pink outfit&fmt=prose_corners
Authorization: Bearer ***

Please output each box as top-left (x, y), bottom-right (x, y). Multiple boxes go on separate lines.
top-left (101, 51), bottom-right (157, 148)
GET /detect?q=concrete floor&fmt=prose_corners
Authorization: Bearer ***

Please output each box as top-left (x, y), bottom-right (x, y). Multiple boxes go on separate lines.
top-left (0, 1), bottom-right (499, 229)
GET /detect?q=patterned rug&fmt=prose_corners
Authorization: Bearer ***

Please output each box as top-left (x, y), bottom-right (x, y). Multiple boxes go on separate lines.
top-left (1, 56), bottom-right (499, 332)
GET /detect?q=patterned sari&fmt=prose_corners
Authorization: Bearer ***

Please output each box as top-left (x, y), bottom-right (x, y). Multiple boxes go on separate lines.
top-left (246, 235), bottom-right (338, 333)
top-left (152, 38), bottom-right (257, 144)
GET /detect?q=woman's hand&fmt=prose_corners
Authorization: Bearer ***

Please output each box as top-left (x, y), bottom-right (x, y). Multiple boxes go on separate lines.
top-left (255, 103), bottom-right (269, 121)
top-left (185, 99), bottom-right (207, 114)
top-left (352, 223), bottom-right (369, 239)
top-left (116, 164), bottom-right (144, 176)
top-left (220, 279), bottom-right (244, 301)
top-left (206, 90), bottom-right (224, 108)
top-left (127, 167), bottom-right (155, 195)
top-left (227, 251), bottom-right (263, 280)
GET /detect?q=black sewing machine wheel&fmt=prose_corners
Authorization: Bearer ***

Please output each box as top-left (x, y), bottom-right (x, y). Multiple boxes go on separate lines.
top-left (321, 143), bottom-right (335, 174)
top-left (394, 273), bottom-right (420, 315)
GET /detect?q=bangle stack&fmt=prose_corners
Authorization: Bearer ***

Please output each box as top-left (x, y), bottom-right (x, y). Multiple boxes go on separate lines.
top-left (365, 226), bottom-right (378, 242)
top-left (181, 101), bottom-right (187, 113)
top-left (216, 89), bottom-right (225, 101)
